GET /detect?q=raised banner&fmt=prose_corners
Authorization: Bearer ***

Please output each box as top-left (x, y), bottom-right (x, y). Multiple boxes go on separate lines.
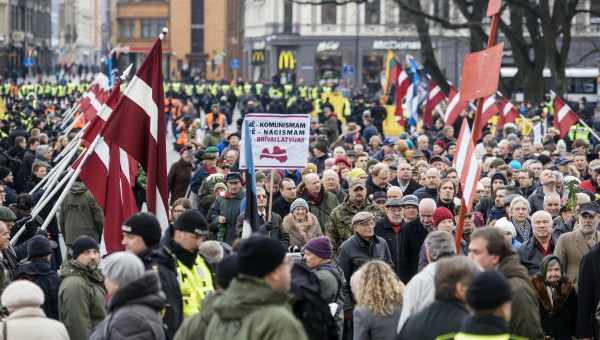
top-left (240, 113), bottom-right (311, 169)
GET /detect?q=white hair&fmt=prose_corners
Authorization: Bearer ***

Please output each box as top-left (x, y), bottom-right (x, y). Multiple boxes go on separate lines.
top-left (509, 196), bottom-right (530, 213)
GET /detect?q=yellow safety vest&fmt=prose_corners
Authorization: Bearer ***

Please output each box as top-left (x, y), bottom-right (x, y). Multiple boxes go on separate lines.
top-left (176, 256), bottom-right (215, 317)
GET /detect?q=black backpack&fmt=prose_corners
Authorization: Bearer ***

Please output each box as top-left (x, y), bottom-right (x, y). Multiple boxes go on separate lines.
top-left (291, 262), bottom-right (339, 340)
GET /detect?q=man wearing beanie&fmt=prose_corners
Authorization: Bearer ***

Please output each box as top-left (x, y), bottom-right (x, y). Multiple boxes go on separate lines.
top-left (15, 235), bottom-right (60, 319)
top-left (160, 209), bottom-right (215, 331)
top-left (204, 235), bottom-right (308, 340)
top-left (303, 236), bottom-right (345, 339)
top-left (208, 172), bottom-right (245, 244)
top-left (89, 252), bottom-right (166, 340)
top-left (468, 227), bottom-right (544, 339)
top-left (327, 179), bottom-right (382, 253)
top-left (337, 211), bottom-right (391, 336)
top-left (58, 235), bottom-right (106, 340)
top-left (450, 271), bottom-right (514, 339)
top-left (122, 212), bottom-right (182, 340)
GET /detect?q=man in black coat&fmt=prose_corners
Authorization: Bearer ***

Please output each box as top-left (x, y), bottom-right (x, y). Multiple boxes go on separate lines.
top-left (413, 168), bottom-right (440, 202)
top-left (397, 256), bottom-right (478, 339)
top-left (271, 178), bottom-right (297, 218)
top-left (15, 235), bottom-right (60, 319)
top-left (121, 212), bottom-right (183, 340)
top-left (389, 161), bottom-right (421, 195)
top-left (517, 210), bottom-right (556, 276)
top-left (375, 198), bottom-right (424, 283)
top-left (577, 243), bottom-right (600, 339)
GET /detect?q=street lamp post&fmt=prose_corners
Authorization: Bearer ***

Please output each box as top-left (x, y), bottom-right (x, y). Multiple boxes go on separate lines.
top-left (354, 2), bottom-right (361, 86)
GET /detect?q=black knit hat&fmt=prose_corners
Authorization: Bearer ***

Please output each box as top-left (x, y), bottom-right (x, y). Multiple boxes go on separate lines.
top-left (467, 271), bottom-right (512, 311)
top-left (71, 236), bottom-right (99, 259)
top-left (174, 210), bottom-right (209, 237)
top-left (216, 254), bottom-right (239, 289)
top-left (238, 235), bottom-right (287, 278)
top-left (0, 166), bottom-right (10, 181)
top-left (27, 235), bottom-right (57, 258)
top-left (122, 212), bottom-right (162, 247)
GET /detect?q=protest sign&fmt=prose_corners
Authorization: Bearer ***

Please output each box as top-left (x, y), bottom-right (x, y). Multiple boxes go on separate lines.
top-left (240, 113), bottom-right (311, 169)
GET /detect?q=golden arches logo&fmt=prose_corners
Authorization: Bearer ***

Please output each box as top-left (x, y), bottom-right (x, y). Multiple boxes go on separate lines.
top-left (251, 50), bottom-right (265, 64)
top-left (278, 51), bottom-right (296, 70)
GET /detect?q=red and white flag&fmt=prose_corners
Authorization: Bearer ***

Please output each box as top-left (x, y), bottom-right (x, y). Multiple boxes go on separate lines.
top-left (394, 67), bottom-right (410, 120)
top-left (497, 97), bottom-right (518, 128)
top-left (102, 33), bottom-right (169, 229)
top-left (454, 120), bottom-right (481, 210)
top-left (77, 81), bottom-right (139, 253)
top-left (444, 87), bottom-right (467, 126)
top-left (422, 81), bottom-right (445, 128)
top-left (552, 92), bottom-right (579, 138)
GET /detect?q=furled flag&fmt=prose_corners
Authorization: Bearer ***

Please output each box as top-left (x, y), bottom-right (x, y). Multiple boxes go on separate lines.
top-left (473, 95), bottom-right (500, 139)
top-left (384, 50), bottom-right (396, 95)
top-left (444, 87), bottom-right (467, 126)
top-left (422, 79), bottom-right (445, 128)
top-left (454, 120), bottom-right (481, 210)
top-left (406, 57), bottom-right (421, 129)
top-left (551, 91), bottom-right (579, 138)
top-left (241, 120), bottom-right (259, 239)
top-left (394, 65), bottom-right (410, 124)
top-left (102, 29), bottom-right (169, 229)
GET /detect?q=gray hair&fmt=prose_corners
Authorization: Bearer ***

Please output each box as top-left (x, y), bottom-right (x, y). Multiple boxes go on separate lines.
top-left (419, 198), bottom-right (437, 212)
top-left (434, 256), bottom-right (480, 300)
top-left (509, 196), bottom-right (530, 214)
top-left (425, 230), bottom-right (455, 262)
top-left (198, 241), bottom-right (224, 264)
top-left (35, 144), bottom-right (51, 157)
top-left (543, 192), bottom-right (561, 205)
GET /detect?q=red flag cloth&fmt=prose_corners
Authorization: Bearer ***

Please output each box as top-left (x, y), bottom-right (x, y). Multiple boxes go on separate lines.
top-left (386, 60), bottom-right (400, 96)
top-left (459, 43), bottom-right (504, 102)
top-left (423, 81), bottom-right (445, 128)
top-left (78, 81), bottom-right (139, 253)
top-left (101, 36), bottom-right (169, 229)
top-left (553, 94), bottom-right (579, 138)
top-left (497, 98), bottom-right (518, 128)
top-left (444, 87), bottom-right (467, 126)
top-left (453, 120), bottom-right (481, 210)
top-left (81, 86), bottom-right (109, 123)
top-left (394, 67), bottom-right (410, 120)
top-left (487, 0), bottom-right (502, 16)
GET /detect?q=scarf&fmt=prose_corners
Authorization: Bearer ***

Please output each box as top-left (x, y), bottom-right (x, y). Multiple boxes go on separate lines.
top-left (512, 218), bottom-right (532, 243)
top-left (306, 191), bottom-right (323, 205)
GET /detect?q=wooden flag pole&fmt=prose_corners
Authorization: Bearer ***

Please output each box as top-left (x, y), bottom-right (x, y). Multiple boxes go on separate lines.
top-left (455, 0), bottom-right (501, 252)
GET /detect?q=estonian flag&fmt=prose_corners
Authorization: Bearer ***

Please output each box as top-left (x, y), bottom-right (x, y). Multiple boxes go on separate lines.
top-left (242, 119), bottom-right (259, 238)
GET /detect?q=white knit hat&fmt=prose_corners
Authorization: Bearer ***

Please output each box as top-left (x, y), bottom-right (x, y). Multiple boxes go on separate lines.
top-left (1, 280), bottom-right (44, 312)
top-left (494, 217), bottom-right (516, 238)
top-left (100, 251), bottom-right (145, 287)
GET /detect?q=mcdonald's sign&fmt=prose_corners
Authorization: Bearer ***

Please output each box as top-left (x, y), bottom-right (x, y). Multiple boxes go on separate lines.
top-left (278, 50), bottom-right (296, 70)
top-left (251, 50), bottom-right (265, 65)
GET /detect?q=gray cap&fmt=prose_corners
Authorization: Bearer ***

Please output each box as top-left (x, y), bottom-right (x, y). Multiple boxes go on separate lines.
top-left (100, 251), bottom-right (145, 288)
top-left (385, 198), bottom-right (404, 207)
top-left (351, 211), bottom-right (375, 226)
top-left (399, 195), bottom-right (419, 207)
top-left (0, 207), bottom-right (16, 222)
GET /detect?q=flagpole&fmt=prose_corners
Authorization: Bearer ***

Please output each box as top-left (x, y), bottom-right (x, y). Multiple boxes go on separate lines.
top-left (268, 169), bottom-right (274, 221)
top-left (577, 119), bottom-right (600, 143)
top-left (455, 1), bottom-right (500, 252)
top-left (28, 145), bottom-right (75, 195)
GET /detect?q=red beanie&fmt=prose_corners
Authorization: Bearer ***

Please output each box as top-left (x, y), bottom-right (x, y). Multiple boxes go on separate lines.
top-left (432, 207), bottom-right (454, 227)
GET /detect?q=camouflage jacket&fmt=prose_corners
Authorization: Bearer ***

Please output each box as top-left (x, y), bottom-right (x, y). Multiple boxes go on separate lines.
top-left (326, 199), bottom-right (382, 253)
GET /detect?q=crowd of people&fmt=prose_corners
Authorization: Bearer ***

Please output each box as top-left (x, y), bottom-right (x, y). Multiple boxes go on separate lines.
top-left (0, 76), bottom-right (600, 340)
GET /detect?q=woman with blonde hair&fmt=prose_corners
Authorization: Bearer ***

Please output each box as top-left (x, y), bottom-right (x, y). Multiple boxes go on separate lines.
top-left (350, 260), bottom-right (404, 340)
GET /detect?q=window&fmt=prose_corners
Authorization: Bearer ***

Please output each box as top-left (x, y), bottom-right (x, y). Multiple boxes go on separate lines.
top-left (399, 6), bottom-right (413, 24)
top-left (119, 19), bottom-right (135, 38)
top-left (321, 4), bottom-right (337, 25)
top-left (591, 0), bottom-right (600, 24)
top-left (191, 0), bottom-right (204, 53)
top-left (141, 19), bottom-right (167, 39)
top-left (365, 0), bottom-right (380, 25)
top-left (284, 0), bottom-right (293, 33)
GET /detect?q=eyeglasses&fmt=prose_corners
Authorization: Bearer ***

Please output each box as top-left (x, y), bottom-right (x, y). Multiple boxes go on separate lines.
top-left (257, 195), bottom-right (267, 198)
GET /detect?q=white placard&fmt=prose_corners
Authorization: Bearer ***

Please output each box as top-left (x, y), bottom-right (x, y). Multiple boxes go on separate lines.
top-left (240, 113), bottom-right (311, 169)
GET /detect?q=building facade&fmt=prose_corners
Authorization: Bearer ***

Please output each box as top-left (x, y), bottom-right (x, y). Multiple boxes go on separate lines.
top-left (204, 0), bottom-right (244, 80)
top-left (58, 0), bottom-right (104, 68)
top-left (243, 0), bottom-right (600, 92)
top-left (0, 0), bottom-right (52, 79)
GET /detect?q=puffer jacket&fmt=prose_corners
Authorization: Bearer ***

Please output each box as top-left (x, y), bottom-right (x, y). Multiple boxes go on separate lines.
top-left (58, 181), bottom-right (104, 245)
top-left (89, 273), bottom-right (166, 340)
top-left (204, 275), bottom-right (308, 340)
top-left (497, 254), bottom-right (544, 340)
top-left (58, 260), bottom-right (107, 340)
top-left (326, 198), bottom-right (382, 252)
top-left (281, 212), bottom-right (323, 249)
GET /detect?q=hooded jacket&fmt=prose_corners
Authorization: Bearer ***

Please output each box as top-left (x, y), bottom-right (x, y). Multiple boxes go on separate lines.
top-left (208, 189), bottom-right (245, 244)
top-left (89, 273), bottom-right (166, 340)
top-left (15, 259), bottom-right (60, 320)
top-left (58, 181), bottom-right (104, 245)
top-left (497, 254), bottom-right (544, 340)
top-left (58, 259), bottom-right (107, 340)
top-left (531, 256), bottom-right (577, 340)
top-left (204, 275), bottom-right (308, 340)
